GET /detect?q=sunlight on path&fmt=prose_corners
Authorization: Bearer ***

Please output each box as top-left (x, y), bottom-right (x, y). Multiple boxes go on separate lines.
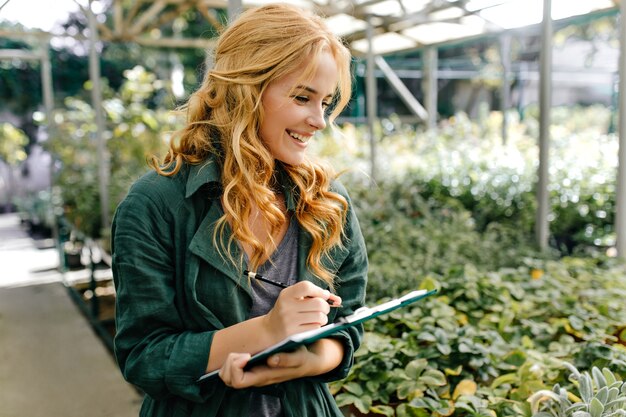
top-left (0, 213), bottom-right (61, 288)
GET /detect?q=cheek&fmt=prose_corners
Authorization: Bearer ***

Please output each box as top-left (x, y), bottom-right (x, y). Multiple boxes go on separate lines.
top-left (260, 105), bottom-right (290, 139)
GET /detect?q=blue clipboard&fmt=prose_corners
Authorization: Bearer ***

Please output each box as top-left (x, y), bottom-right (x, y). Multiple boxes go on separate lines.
top-left (197, 288), bottom-right (437, 383)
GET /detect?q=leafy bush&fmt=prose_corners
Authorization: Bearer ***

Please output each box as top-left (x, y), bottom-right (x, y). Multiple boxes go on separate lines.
top-left (529, 363), bottom-right (626, 416)
top-left (318, 105), bottom-right (618, 256)
top-left (331, 256), bottom-right (626, 416)
top-left (345, 175), bottom-right (545, 301)
top-left (44, 66), bottom-right (181, 239)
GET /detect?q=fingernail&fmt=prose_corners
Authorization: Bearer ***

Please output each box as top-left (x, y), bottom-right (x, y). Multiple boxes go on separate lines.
top-left (270, 355), bottom-right (280, 366)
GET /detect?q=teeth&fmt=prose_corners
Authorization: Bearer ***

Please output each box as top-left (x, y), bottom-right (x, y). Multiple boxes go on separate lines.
top-left (288, 131), bottom-right (310, 143)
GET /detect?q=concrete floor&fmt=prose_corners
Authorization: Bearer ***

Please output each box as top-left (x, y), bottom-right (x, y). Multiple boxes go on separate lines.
top-left (0, 213), bottom-right (142, 417)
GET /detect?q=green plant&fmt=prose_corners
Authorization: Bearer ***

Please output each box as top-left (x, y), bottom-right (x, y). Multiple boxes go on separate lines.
top-left (529, 363), bottom-right (626, 417)
top-left (318, 106), bottom-right (618, 257)
top-left (44, 66), bottom-right (180, 239)
top-left (330, 255), bottom-right (626, 417)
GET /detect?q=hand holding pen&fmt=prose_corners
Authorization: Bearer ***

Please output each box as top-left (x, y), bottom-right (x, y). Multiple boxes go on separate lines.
top-left (244, 270), bottom-right (341, 307)
top-left (245, 271), bottom-right (342, 341)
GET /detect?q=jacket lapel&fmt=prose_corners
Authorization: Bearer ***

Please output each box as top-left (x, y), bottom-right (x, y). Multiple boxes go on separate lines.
top-left (188, 198), bottom-right (252, 299)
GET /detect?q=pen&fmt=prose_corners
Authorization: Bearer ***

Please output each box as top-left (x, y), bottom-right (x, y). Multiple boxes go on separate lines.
top-left (243, 270), bottom-right (341, 306)
top-left (244, 270), bottom-right (288, 289)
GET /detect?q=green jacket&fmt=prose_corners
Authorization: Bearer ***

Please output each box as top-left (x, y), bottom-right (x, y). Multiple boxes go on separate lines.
top-left (111, 159), bottom-right (368, 417)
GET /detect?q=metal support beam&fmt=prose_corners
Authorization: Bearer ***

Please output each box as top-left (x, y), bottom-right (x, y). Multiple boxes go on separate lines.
top-left (375, 56), bottom-right (428, 121)
top-left (423, 47), bottom-right (438, 130)
top-left (1, 38), bottom-right (60, 264)
top-left (366, 15), bottom-right (377, 183)
top-left (40, 46), bottom-right (54, 132)
top-left (500, 33), bottom-right (511, 144)
top-left (0, 49), bottom-right (40, 60)
top-left (537, 0), bottom-right (552, 251)
top-left (617, 0), bottom-right (626, 258)
top-left (87, 0), bottom-right (110, 232)
top-left (39, 41), bottom-right (62, 266)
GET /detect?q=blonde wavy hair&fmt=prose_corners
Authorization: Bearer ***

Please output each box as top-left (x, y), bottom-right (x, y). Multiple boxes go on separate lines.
top-left (150, 3), bottom-right (353, 287)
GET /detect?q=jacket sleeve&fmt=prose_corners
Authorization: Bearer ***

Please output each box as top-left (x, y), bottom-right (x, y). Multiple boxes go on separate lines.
top-left (111, 184), bottom-right (218, 402)
top-left (311, 182), bottom-right (368, 383)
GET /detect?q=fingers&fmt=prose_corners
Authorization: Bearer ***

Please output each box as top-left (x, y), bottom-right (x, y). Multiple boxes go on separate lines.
top-left (264, 281), bottom-right (341, 341)
top-left (327, 293), bottom-right (342, 307)
top-left (284, 281), bottom-right (342, 307)
top-left (219, 349), bottom-right (310, 388)
top-left (219, 352), bottom-right (251, 389)
top-left (286, 281), bottom-right (330, 300)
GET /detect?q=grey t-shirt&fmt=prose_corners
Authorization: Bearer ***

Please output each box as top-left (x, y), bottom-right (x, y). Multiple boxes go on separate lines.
top-left (248, 216), bottom-right (299, 417)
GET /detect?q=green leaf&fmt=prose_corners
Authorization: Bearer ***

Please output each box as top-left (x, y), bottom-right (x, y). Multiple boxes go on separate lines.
top-left (405, 359), bottom-right (428, 379)
top-left (397, 380), bottom-right (417, 400)
top-left (396, 404), bottom-right (412, 417)
top-left (366, 379), bottom-right (381, 393)
top-left (335, 393), bottom-right (357, 408)
top-left (344, 382), bottom-right (364, 396)
top-left (592, 367), bottom-right (607, 389)
top-left (602, 368), bottom-right (617, 386)
top-left (589, 397), bottom-right (604, 417)
top-left (419, 369), bottom-right (447, 387)
top-left (596, 386), bottom-right (609, 405)
top-left (606, 397), bottom-right (626, 409)
top-left (354, 395), bottom-right (373, 414)
top-left (490, 372), bottom-right (518, 389)
top-left (370, 405), bottom-right (395, 416)
top-left (417, 331), bottom-right (436, 342)
top-left (607, 387), bottom-right (619, 404)
top-left (419, 276), bottom-right (440, 292)
top-left (503, 350), bottom-right (527, 367)
top-left (580, 374), bottom-right (593, 403)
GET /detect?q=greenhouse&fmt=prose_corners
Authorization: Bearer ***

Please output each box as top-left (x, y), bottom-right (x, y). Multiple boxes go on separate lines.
top-left (1, 0), bottom-right (626, 416)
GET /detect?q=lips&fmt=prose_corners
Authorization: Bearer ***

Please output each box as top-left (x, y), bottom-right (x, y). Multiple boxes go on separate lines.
top-left (287, 130), bottom-right (312, 143)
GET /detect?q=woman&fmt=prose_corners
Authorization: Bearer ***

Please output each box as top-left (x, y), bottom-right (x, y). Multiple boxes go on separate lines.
top-left (111, 3), bottom-right (368, 417)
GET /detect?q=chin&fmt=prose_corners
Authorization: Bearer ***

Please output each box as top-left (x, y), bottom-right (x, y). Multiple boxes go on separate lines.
top-left (276, 155), bottom-right (305, 166)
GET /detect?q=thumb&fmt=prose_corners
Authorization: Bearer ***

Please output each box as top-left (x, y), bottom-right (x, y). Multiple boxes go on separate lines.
top-left (267, 346), bottom-right (307, 368)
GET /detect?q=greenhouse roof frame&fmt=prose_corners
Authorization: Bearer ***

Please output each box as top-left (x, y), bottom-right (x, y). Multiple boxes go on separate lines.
top-left (69, 0), bottom-right (620, 55)
top-left (3, 0), bottom-right (616, 55)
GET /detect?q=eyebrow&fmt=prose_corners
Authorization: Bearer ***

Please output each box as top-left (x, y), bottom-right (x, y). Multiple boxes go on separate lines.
top-left (295, 85), bottom-right (334, 99)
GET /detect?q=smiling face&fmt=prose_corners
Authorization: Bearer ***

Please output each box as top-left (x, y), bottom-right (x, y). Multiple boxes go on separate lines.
top-left (259, 50), bottom-right (339, 166)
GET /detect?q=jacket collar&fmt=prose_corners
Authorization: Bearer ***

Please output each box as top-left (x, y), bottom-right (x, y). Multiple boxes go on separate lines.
top-left (184, 157), bottom-right (297, 211)
top-left (185, 159), bottom-right (221, 198)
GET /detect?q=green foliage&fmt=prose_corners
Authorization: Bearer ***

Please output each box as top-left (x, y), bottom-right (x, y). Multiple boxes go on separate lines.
top-left (346, 176), bottom-right (543, 301)
top-left (0, 28), bottom-right (44, 114)
top-left (44, 66), bottom-right (182, 238)
top-left (331, 257), bottom-right (626, 417)
top-left (529, 363), bottom-right (626, 417)
top-left (320, 105), bottom-right (618, 257)
top-left (0, 122), bottom-right (28, 165)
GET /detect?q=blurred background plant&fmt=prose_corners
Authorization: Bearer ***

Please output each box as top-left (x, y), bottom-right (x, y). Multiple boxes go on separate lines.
top-left (42, 66), bottom-right (182, 243)
top-left (0, 122), bottom-right (29, 213)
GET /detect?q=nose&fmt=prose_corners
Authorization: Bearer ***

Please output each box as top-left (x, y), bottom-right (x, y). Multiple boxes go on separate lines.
top-left (307, 106), bottom-right (327, 131)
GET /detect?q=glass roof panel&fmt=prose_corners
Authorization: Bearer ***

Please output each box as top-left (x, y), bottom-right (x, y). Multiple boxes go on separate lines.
top-left (351, 32), bottom-right (418, 55)
top-left (551, 0), bottom-right (615, 20)
top-left (312, 0), bottom-right (618, 54)
top-left (429, 7), bottom-right (466, 21)
top-left (324, 13), bottom-right (367, 37)
top-left (362, 0), bottom-right (405, 17)
top-left (477, 0), bottom-right (543, 30)
top-left (403, 21), bottom-right (485, 45)
top-left (3, 0), bottom-right (617, 56)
